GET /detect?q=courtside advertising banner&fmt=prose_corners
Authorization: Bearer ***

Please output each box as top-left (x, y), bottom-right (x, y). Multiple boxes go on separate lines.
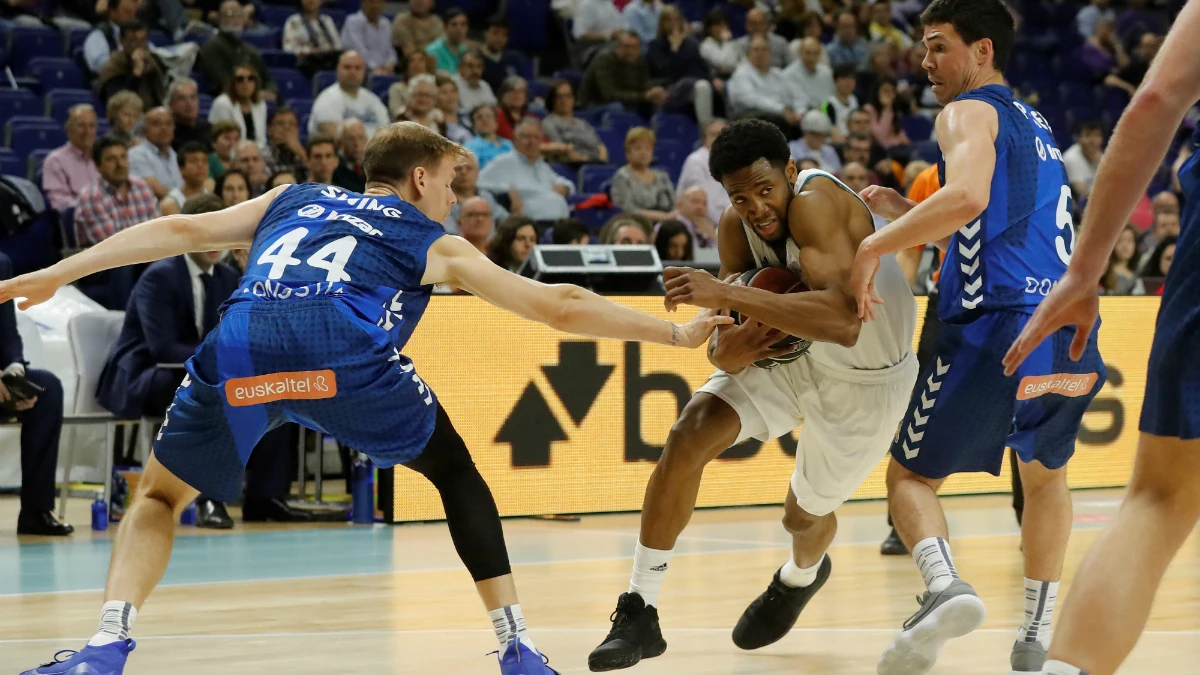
top-left (392, 296), bottom-right (1157, 522)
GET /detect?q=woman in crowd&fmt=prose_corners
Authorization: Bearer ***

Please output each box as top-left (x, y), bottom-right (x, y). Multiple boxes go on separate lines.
top-left (282, 0), bottom-right (342, 76)
top-left (1102, 224), bottom-right (1147, 295)
top-left (207, 63), bottom-right (269, 147)
top-left (496, 76), bottom-right (530, 140)
top-left (106, 90), bottom-right (144, 147)
top-left (863, 77), bottom-right (911, 149)
top-left (611, 127), bottom-right (676, 223)
top-left (216, 169), bottom-right (252, 271)
top-left (487, 216), bottom-right (538, 273)
top-left (435, 75), bottom-right (475, 144)
top-left (654, 219), bottom-right (694, 262)
top-left (541, 79), bottom-right (608, 164)
top-left (699, 10), bottom-right (741, 80)
top-left (1140, 235), bottom-right (1177, 287)
top-left (647, 5), bottom-right (718, 127)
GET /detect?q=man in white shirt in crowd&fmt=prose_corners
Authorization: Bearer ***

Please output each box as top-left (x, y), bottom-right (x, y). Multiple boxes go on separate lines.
top-left (785, 38), bottom-right (835, 111)
top-left (729, 36), bottom-right (804, 134)
top-left (676, 118), bottom-right (730, 224)
top-left (340, 0), bottom-right (397, 75)
top-left (733, 8), bottom-right (791, 69)
top-left (1063, 120), bottom-right (1104, 199)
top-left (128, 107), bottom-right (182, 200)
top-left (454, 51), bottom-right (497, 115)
top-left (478, 117), bottom-right (574, 223)
top-left (310, 51), bottom-right (391, 138)
top-left (788, 110), bottom-right (842, 173)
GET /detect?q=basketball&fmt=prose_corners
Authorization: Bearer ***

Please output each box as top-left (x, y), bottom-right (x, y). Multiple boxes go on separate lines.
top-left (730, 267), bottom-right (813, 369)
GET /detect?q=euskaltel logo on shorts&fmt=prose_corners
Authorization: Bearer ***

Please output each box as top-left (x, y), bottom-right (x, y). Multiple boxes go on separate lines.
top-left (225, 370), bottom-right (338, 406)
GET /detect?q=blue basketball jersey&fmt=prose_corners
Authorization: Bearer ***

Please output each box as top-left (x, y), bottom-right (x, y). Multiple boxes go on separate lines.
top-left (936, 85), bottom-right (1076, 324)
top-left (1140, 124), bottom-right (1200, 439)
top-left (227, 183), bottom-right (446, 350)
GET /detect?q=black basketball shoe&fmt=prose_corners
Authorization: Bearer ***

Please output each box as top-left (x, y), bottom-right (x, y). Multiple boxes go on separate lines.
top-left (587, 592), bottom-right (667, 672)
top-left (732, 555), bottom-right (833, 650)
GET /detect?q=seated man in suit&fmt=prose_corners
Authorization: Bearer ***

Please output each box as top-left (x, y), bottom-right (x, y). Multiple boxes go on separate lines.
top-left (96, 194), bottom-right (310, 528)
top-left (0, 253), bottom-right (72, 536)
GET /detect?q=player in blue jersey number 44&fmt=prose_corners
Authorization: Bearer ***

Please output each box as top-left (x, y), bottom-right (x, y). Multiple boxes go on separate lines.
top-left (0, 122), bottom-right (729, 675)
top-left (1004, 1), bottom-right (1200, 674)
top-left (849, 1), bottom-right (1106, 674)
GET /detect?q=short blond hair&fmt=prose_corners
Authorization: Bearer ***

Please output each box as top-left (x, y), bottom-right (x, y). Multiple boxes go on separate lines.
top-left (625, 126), bottom-right (656, 153)
top-left (364, 121), bottom-right (468, 186)
top-left (106, 90), bottom-right (143, 124)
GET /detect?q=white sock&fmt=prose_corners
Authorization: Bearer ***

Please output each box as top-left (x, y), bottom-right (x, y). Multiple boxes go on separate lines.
top-left (912, 537), bottom-right (959, 593)
top-left (1018, 578), bottom-right (1059, 648)
top-left (628, 541), bottom-right (673, 607)
top-left (489, 604), bottom-right (536, 653)
top-left (778, 554), bottom-right (825, 588)
top-left (88, 601), bottom-right (137, 646)
top-left (1042, 660), bottom-right (1087, 675)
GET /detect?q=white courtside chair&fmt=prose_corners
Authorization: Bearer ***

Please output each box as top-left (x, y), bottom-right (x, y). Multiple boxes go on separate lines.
top-left (62, 311), bottom-right (126, 519)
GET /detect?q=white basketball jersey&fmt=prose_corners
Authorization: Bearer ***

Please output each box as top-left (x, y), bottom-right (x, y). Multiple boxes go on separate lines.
top-left (740, 169), bottom-right (916, 372)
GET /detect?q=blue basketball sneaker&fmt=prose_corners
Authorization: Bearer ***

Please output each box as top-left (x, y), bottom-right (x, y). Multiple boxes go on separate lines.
top-left (20, 640), bottom-right (135, 675)
top-left (497, 638), bottom-right (560, 674)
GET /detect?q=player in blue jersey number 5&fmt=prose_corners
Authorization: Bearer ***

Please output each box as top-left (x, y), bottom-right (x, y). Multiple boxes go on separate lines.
top-left (0, 122), bottom-right (729, 675)
top-left (848, 1), bottom-right (1105, 674)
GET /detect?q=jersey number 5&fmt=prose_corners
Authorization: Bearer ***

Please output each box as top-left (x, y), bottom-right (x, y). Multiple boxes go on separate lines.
top-left (1055, 185), bottom-right (1076, 265)
top-left (257, 228), bottom-right (359, 282)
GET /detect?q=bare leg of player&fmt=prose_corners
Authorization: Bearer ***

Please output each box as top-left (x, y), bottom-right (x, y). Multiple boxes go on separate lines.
top-left (877, 459), bottom-right (985, 675)
top-left (1009, 460), bottom-right (1071, 673)
top-left (476, 576), bottom-right (520, 609)
top-left (588, 394), bottom-right (741, 671)
top-left (104, 454), bottom-right (199, 609)
top-left (783, 488), bottom-right (837, 569)
top-left (638, 394), bottom-right (742, 550)
top-left (1041, 435), bottom-right (1200, 675)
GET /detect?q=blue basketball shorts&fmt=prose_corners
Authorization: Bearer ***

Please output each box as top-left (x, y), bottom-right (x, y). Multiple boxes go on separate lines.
top-left (889, 310), bottom-right (1106, 479)
top-left (152, 298), bottom-right (439, 502)
top-left (1141, 264), bottom-right (1200, 439)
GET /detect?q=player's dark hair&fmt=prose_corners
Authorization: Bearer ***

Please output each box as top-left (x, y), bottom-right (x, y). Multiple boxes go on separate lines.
top-left (708, 119), bottom-right (791, 183)
top-left (181, 192), bottom-right (226, 215)
top-left (364, 121), bottom-right (467, 187)
top-left (920, 0), bottom-right (1016, 73)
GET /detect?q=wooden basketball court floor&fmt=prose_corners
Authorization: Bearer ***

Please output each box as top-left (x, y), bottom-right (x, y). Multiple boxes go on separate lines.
top-left (0, 490), bottom-right (1197, 674)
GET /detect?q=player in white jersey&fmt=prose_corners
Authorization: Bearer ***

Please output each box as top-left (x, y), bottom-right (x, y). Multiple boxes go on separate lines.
top-left (587, 119), bottom-right (918, 671)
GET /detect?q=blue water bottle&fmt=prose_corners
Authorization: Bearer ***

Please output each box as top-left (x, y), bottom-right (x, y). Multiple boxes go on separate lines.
top-left (91, 491), bottom-right (108, 531)
top-left (351, 454), bottom-right (375, 524)
top-left (180, 499), bottom-right (196, 525)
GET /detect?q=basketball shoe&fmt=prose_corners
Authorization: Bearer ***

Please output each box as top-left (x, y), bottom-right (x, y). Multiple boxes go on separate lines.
top-left (1009, 639), bottom-right (1047, 674)
top-left (877, 579), bottom-right (986, 675)
top-left (732, 555), bottom-right (833, 650)
top-left (20, 640), bottom-right (135, 675)
top-left (587, 592), bottom-right (667, 671)
top-left (497, 638), bottom-right (560, 674)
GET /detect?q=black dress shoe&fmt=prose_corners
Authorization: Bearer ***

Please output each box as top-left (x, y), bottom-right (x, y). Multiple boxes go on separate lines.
top-left (880, 527), bottom-right (908, 556)
top-left (195, 499), bottom-right (234, 529)
top-left (242, 498), bottom-right (315, 523)
top-left (17, 511), bottom-right (75, 536)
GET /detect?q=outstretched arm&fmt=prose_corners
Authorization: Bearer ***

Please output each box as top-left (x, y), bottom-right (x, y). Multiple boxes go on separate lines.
top-left (0, 186), bottom-right (287, 310)
top-left (1004, 0), bottom-right (1200, 374)
top-left (421, 235), bottom-right (730, 348)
